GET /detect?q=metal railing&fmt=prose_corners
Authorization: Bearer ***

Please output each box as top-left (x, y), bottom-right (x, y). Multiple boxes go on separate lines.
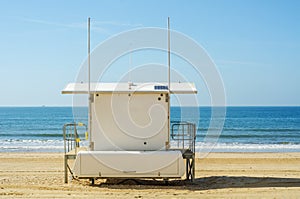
top-left (170, 121), bottom-right (196, 153)
top-left (63, 122), bottom-right (87, 155)
top-left (171, 121), bottom-right (196, 181)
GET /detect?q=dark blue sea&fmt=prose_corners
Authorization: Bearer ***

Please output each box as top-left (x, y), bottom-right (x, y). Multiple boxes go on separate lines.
top-left (0, 107), bottom-right (299, 152)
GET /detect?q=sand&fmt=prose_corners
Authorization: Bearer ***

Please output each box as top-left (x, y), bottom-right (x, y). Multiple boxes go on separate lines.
top-left (0, 152), bottom-right (300, 198)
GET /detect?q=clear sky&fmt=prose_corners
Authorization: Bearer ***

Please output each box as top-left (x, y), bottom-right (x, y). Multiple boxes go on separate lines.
top-left (0, 0), bottom-right (299, 106)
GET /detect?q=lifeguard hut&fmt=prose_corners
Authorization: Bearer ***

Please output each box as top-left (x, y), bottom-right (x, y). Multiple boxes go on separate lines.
top-left (62, 18), bottom-right (197, 184)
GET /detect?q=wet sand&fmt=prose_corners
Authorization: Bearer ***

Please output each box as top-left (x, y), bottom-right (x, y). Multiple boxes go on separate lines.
top-left (0, 152), bottom-right (300, 198)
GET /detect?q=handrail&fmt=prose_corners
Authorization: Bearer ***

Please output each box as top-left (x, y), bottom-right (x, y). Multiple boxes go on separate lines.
top-left (170, 121), bottom-right (196, 153)
top-left (63, 122), bottom-right (87, 155)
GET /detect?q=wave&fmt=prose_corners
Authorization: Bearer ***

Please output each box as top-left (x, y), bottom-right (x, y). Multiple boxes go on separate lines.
top-left (195, 134), bottom-right (300, 139)
top-left (194, 142), bottom-right (300, 153)
top-left (0, 139), bottom-right (89, 152)
top-left (1, 139), bottom-right (300, 153)
top-left (0, 127), bottom-right (63, 131)
top-left (0, 133), bottom-right (86, 138)
top-left (197, 128), bottom-right (300, 132)
top-left (0, 133), bottom-right (63, 137)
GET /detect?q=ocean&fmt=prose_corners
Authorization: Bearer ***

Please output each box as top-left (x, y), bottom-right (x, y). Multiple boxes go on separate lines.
top-left (0, 106), bottom-right (299, 153)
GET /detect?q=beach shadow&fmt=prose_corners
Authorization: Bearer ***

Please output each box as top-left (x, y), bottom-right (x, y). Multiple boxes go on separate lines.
top-left (193, 176), bottom-right (300, 190)
top-left (95, 176), bottom-right (300, 190)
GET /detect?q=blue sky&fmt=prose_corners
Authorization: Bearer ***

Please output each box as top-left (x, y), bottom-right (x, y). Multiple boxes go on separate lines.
top-left (0, 0), bottom-right (299, 106)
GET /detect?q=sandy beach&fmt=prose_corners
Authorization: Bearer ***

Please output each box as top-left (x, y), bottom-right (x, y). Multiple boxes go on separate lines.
top-left (0, 152), bottom-right (300, 198)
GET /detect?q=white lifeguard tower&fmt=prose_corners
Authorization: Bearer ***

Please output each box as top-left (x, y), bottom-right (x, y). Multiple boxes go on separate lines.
top-left (62, 18), bottom-right (197, 184)
top-left (62, 82), bottom-right (197, 184)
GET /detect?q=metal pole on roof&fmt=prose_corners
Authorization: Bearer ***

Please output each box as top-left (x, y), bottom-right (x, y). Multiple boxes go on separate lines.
top-left (168, 17), bottom-right (171, 94)
top-left (167, 17), bottom-right (171, 149)
top-left (87, 17), bottom-right (92, 150)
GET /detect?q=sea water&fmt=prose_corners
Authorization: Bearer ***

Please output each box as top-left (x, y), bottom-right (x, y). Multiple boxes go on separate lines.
top-left (0, 106), bottom-right (299, 152)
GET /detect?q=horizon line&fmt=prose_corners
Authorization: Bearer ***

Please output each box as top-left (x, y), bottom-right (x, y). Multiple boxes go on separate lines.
top-left (0, 105), bottom-right (300, 108)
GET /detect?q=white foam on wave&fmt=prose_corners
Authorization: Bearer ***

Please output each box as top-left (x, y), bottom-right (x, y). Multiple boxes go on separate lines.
top-left (2, 139), bottom-right (300, 153)
top-left (195, 142), bottom-right (300, 153)
top-left (0, 139), bottom-right (64, 152)
top-left (0, 139), bottom-right (87, 152)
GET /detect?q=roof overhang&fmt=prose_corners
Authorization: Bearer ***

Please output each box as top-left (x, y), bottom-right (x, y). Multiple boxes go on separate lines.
top-left (62, 82), bottom-right (197, 94)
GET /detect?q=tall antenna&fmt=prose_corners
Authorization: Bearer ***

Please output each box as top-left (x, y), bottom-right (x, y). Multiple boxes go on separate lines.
top-left (129, 43), bottom-right (132, 84)
top-left (168, 17), bottom-right (171, 93)
top-left (87, 17), bottom-right (92, 150)
top-left (167, 17), bottom-right (171, 149)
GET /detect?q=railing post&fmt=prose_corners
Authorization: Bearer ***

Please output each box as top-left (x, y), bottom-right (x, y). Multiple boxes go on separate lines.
top-left (64, 155), bottom-right (68, 183)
